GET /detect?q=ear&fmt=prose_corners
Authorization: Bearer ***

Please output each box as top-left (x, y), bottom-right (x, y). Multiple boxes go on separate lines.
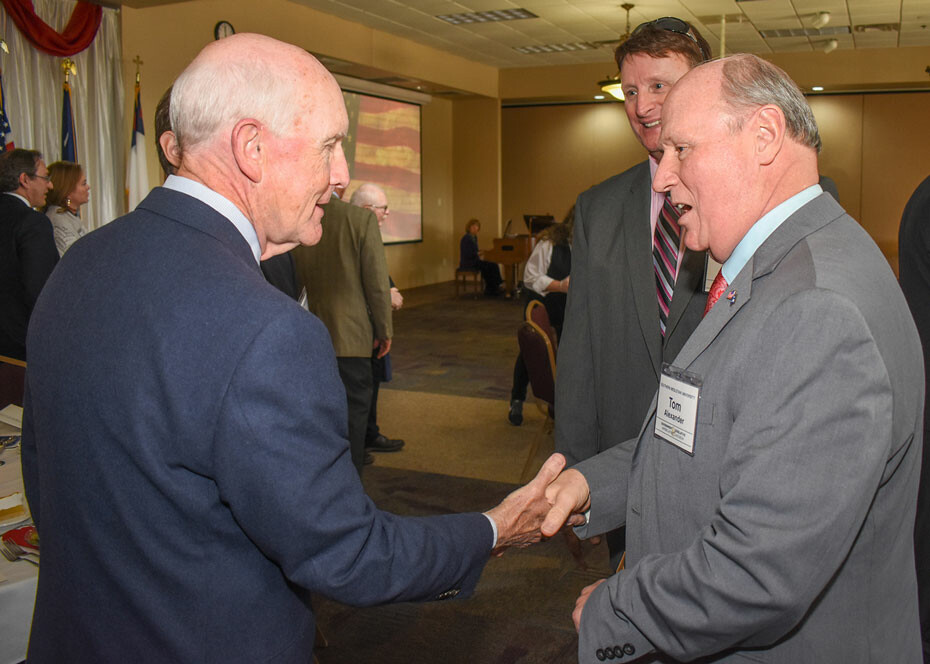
top-left (230, 118), bottom-right (264, 184)
top-left (754, 105), bottom-right (786, 166)
top-left (159, 130), bottom-right (181, 169)
top-left (17, 172), bottom-right (30, 190)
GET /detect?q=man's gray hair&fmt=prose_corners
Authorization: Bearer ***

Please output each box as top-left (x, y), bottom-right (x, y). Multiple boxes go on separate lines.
top-left (718, 54), bottom-right (822, 153)
top-left (349, 182), bottom-right (385, 207)
top-left (170, 52), bottom-right (305, 150)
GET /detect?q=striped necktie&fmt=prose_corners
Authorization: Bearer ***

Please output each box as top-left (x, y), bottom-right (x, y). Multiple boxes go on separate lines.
top-left (654, 193), bottom-right (682, 336)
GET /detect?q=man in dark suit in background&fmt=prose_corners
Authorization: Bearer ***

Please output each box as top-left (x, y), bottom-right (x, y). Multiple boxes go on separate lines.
top-left (0, 148), bottom-right (57, 361)
top-left (554, 19), bottom-right (711, 568)
top-left (899, 175), bottom-right (930, 663)
top-left (22, 33), bottom-right (566, 663)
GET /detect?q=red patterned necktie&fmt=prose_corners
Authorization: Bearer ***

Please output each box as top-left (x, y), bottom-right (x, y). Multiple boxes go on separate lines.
top-left (654, 193), bottom-right (681, 336)
top-left (704, 270), bottom-right (728, 317)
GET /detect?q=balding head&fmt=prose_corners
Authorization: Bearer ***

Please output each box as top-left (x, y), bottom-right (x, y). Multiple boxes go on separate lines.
top-left (653, 56), bottom-right (819, 262)
top-left (350, 182), bottom-right (389, 227)
top-left (171, 34), bottom-right (334, 152)
top-left (168, 34), bottom-right (350, 257)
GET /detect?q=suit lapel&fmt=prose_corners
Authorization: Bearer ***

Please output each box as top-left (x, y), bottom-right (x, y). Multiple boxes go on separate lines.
top-left (624, 162), bottom-right (662, 373)
top-left (640, 192), bottom-right (845, 424)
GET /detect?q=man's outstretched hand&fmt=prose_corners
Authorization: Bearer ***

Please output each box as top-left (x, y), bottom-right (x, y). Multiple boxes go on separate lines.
top-left (485, 453), bottom-right (566, 554)
top-left (542, 468), bottom-right (591, 538)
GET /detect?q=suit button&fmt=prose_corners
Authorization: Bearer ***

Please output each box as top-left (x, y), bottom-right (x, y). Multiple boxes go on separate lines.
top-left (612, 645), bottom-right (625, 658)
top-left (605, 647), bottom-right (616, 660)
top-left (622, 643), bottom-right (635, 656)
top-left (596, 649), bottom-right (606, 661)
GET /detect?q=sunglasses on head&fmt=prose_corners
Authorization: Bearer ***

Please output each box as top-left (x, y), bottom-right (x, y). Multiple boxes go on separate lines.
top-left (633, 17), bottom-right (712, 61)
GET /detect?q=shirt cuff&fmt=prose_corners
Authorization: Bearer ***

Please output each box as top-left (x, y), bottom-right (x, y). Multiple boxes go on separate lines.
top-left (484, 513), bottom-right (499, 548)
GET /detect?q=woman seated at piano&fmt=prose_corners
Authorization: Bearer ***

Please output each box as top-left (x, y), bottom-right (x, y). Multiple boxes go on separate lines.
top-left (459, 218), bottom-right (504, 296)
top-left (508, 208), bottom-right (573, 426)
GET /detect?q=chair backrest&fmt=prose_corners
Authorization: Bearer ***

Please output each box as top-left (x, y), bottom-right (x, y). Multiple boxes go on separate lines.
top-left (525, 299), bottom-right (558, 348)
top-left (0, 355), bottom-right (26, 408)
top-left (517, 320), bottom-right (556, 407)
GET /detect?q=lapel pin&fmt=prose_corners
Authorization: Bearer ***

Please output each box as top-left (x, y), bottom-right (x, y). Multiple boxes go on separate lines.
top-left (726, 289), bottom-right (737, 305)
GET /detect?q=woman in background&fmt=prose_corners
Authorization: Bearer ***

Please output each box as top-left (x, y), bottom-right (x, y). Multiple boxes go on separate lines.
top-left (44, 161), bottom-right (90, 256)
top-left (508, 209), bottom-right (573, 426)
top-left (459, 218), bottom-right (503, 296)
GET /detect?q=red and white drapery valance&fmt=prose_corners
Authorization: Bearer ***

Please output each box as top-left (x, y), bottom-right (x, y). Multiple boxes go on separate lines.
top-left (1, 0), bottom-right (101, 56)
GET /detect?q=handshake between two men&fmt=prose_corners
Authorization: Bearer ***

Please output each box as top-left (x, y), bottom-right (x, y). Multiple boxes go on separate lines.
top-left (484, 453), bottom-right (597, 626)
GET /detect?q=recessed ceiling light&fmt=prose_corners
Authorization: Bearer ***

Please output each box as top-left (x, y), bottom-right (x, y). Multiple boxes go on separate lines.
top-left (812, 86), bottom-right (824, 91)
top-left (594, 95), bottom-right (605, 100)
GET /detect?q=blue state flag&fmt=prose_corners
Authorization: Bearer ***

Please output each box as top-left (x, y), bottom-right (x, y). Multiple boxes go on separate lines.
top-left (61, 81), bottom-right (77, 162)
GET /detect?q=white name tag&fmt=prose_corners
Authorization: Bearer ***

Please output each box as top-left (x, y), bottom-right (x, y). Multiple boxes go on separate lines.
top-left (655, 364), bottom-right (702, 455)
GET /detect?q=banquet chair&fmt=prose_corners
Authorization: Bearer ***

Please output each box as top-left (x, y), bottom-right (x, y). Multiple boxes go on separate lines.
top-left (517, 318), bottom-right (556, 483)
top-left (0, 355), bottom-right (26, 408)
top-left (524, 299), bottom-right (558, 348)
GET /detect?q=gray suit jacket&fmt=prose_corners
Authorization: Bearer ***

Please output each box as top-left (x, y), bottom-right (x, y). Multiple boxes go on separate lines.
top-left (292, 197), bottom-right (391, 357)
top-left (556, 160), bottom-right (706, 464)
top-left (575, 193), bottom-right (924, 663)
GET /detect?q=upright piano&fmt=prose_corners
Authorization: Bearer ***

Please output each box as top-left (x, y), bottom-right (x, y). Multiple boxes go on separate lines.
top-left (483, 235), bottom-right (532, 297)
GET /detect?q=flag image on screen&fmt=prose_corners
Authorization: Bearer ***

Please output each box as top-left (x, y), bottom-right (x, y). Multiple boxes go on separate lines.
top-left (341, 91), bottom-right (422, 244)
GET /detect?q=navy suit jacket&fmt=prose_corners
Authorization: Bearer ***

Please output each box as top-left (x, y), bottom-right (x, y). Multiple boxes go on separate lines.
top-left (22, 187), bottom-right (491, 663)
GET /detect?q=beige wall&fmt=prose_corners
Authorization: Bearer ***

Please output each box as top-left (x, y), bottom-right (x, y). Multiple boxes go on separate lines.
top-left (452, 97), bottom-right (501, 260)
top-left (501, 93), bottom-right (930, 269)
top-left (502, 102), bottom-right (639, 226)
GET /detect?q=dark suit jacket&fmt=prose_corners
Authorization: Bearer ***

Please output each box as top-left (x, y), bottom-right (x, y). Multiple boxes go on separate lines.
top-left (555, 160), bottom-right (706, 464)
top-left (576, 194), bottom-right (923, 662)
top-left (0, 193), bottom-right (58, 359)
top-left (292, 197), bottom-right (391, 357)
top-left (21, 187), bottom-right (491, 663)
top-left (898, 173), bottom-right (930, 660)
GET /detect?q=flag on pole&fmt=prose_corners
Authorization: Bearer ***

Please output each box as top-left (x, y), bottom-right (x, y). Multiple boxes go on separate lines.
top-left (0, 70), bottom-right (14, 151)
top-left (126, 80), bottom-right (149, 211)
top-left (61, 80), bottom-right (77, 162)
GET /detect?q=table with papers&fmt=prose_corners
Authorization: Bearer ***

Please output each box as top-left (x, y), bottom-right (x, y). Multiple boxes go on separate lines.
top-left (0, 409), bottom-right (35, 664)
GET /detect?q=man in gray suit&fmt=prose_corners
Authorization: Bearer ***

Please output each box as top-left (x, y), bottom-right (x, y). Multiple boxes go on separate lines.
top-left (554, 19), bottom-right (711, 567)
top-left (543, 54), bottom-right (924, 662)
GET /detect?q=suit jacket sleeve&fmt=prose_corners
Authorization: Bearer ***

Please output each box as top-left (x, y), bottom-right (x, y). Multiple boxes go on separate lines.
top-left (554, 192), bottom-right (599, 465)
top-left (578, 290), bottom-right (899, 662)
top-left (20, 212), bottom-right (59, 308)
top-left (212, 307), bottom-right (489, 603)
top-left (358, 210), bottom-right (392, 341)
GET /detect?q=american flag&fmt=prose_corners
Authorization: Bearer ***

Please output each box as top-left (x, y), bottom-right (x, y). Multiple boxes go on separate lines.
top-left (342, 93), bottom-right (421, 244)
top-left (0, 70), bottom-right (14, 151)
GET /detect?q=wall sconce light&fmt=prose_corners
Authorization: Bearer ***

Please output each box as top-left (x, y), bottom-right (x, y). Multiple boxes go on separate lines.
top-left (822, 38), bottom-right (838, 53)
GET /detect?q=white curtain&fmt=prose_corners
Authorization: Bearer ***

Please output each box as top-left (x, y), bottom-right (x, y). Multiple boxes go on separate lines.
top-left (0, 0), bottom-right (124, 231)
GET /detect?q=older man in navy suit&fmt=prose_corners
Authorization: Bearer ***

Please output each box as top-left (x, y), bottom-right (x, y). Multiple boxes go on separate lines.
top-left (22, 34), bottom-right (564, 663)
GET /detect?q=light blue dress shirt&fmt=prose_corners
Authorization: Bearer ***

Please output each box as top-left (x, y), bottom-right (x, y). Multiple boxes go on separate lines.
top-left (721, 184), bottom-right (823, 284)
